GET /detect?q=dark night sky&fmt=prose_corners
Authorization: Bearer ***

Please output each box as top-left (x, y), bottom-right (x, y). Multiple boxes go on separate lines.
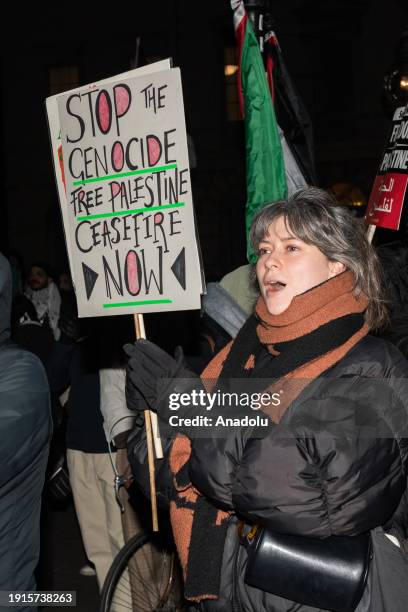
top-left (1, 0), bottom-right (407, 277)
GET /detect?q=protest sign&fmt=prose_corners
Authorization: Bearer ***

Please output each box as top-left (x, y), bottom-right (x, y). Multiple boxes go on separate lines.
top-left (46, 60), bottom-right (172, 288)
top-left (48, 64), bottom-right (203, 317)
top-left (366, 104), bottom-right (408, 230)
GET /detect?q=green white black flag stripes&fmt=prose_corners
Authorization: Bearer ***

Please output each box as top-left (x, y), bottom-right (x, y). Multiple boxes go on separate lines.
top-left (231, 0), bottom-right (287, 264)
top-left (264, 30), bottom-right (316, 187)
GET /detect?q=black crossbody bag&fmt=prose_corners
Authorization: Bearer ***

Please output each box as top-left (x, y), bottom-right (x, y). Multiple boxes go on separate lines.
top-left (243, 526), bottom-right (372, 612)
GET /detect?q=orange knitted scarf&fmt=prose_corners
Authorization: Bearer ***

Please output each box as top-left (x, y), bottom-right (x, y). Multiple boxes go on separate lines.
top-left (169, 271), bottom-right (368, 601)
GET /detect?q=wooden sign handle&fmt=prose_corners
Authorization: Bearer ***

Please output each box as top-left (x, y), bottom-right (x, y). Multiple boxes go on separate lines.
top-left (133, 315), bottom-right (164, 458)
top-left (133, 313), bottom-right (159, 532)
top-left (367, 223), bottom-right (376, 244)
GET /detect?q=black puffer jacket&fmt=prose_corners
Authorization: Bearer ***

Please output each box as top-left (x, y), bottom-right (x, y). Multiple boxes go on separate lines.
top-left (0, 254), bottom-right (52, 610)
top-left (377, 241), bottom-right (408, 359)
top-left (128, 335), bottom-right (408, 611)
top-left (189, 336), bottom-right (408, 539)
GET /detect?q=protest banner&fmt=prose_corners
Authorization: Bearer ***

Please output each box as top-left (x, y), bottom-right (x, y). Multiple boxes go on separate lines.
top-left (46, 60), bottom-right (172, 287)
top-left (47, 62), bottom-right (205, 530)
top-left (48, 63), bottom-right (203, 317)
top-left (366, 104), bottom-right (408, 230)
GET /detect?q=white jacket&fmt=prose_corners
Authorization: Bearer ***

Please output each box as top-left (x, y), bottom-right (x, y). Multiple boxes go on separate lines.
top-left (99, 368), bottom-right (134, 445)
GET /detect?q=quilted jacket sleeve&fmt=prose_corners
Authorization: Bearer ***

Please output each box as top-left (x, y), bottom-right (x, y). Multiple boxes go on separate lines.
top-left (0, 344), bottom-right (51, 485)
top-left (127, 423), bottom-right (175, 509)
top-left (189, 352), bottom-right (408, 538)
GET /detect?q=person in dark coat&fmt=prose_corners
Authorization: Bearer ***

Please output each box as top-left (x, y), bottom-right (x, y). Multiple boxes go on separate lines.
top-left (10, 293), bottom-right (55, 369)
top-left (376, 239), bottom-right (408, 357)
top-left (125, 188), bottom-right (408, 611)
top-left (0, 253), bottom-right (52, 611)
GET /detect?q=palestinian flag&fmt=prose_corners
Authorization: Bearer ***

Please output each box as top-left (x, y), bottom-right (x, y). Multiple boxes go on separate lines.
top-left (231, 0), bottom-right (287, 264)
top-left (264, 29), bottom-right (316, 185)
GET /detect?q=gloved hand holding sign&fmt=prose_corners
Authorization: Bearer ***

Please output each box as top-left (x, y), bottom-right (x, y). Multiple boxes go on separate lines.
top-left (124, 339), bottom-right (198, 417)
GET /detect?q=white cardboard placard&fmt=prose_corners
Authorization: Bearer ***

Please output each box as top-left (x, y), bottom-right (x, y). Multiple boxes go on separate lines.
top-left (46, 60), bottom-right (172, 288)
top-left (48, 63), bottom-right (203, 316)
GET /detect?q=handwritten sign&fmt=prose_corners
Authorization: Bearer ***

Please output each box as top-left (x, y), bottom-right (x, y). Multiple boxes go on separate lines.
top-left (46, 60), bottom-right (173, 290)
top-left (48, 65), bottom-right (203, 317)
top-left (366, 104), bottom-right (408, 230)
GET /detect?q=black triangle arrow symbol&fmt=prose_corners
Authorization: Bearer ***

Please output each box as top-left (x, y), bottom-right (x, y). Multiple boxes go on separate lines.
top-left (171, 247), bottom-right (186, 290)
top-left (82, 262), bottom-right (99, 300)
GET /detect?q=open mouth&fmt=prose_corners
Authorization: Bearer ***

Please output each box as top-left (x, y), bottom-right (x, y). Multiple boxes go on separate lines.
top-left (265, 280), bottom-right (286, 291)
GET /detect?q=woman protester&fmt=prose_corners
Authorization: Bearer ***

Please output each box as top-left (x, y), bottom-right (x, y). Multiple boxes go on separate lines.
top-left (125, 187), bottom-right (408, 611)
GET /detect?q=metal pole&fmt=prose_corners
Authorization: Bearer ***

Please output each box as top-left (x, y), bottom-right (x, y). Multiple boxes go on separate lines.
top-left (244, 0), bottom-right (266, 50)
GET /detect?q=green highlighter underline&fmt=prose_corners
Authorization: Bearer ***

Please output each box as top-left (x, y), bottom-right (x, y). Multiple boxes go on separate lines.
top-left (76, 202), bottom-right (185, 221)
top-left (73, 163), bottom-right (178, 186)
top-left (103, 299), bottom-right (173, 308)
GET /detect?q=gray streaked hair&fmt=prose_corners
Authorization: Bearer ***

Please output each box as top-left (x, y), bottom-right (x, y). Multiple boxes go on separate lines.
top-left (249, 187), bottom-right (388, 330)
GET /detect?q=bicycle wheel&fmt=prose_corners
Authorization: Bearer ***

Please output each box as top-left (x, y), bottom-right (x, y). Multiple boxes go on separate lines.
top-left (100, 532), bottom-right (185, 611)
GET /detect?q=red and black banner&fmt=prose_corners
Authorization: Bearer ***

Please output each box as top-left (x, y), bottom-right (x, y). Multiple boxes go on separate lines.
top-left (366, 105), bottom-right (408, 230)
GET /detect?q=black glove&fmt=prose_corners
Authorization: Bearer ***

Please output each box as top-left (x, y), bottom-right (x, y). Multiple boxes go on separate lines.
top-left (125, 367), bottom-right (147, 415)
top-left (124, 340), bottom-right (197, 414)
top-left (58, 312), bottom-right (81, 343)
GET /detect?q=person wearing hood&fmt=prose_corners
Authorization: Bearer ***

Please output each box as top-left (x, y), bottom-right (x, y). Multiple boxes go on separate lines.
top-left (0, 253), bottom-right (52, 610)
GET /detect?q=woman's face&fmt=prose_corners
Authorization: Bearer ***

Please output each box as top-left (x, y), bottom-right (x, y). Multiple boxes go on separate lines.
top-left (256, 216), bottom-right (345, 315)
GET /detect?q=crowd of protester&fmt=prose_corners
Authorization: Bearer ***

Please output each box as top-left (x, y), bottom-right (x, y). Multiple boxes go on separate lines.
top-left (4, 188), bottom-right (408, 611)
top-left (1, 249), bottom-right (242, 610)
